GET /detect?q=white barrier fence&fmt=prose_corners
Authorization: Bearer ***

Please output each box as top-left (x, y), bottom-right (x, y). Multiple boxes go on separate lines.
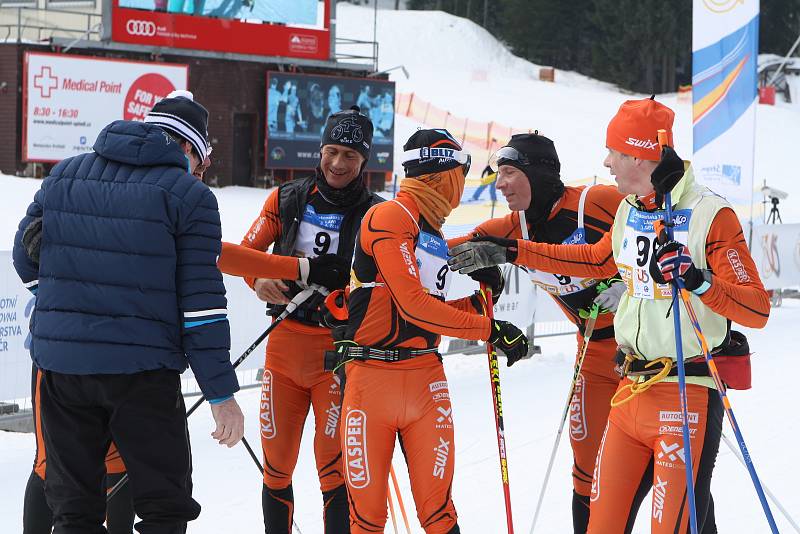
top-left (1, 254), bottom-right (549, 407)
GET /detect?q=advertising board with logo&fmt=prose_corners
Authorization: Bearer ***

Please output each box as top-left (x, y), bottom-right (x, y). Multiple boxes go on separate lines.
top-left (23, 52), bottom-right (187, 162)
top-left (265, 71), bottom-right (395, 172)
top-left (0, 252), bottom-right (37, 403)
top-left (751, 223), bottom-right (800, 290)
top-left (107, 0), bottom-right (331, 59)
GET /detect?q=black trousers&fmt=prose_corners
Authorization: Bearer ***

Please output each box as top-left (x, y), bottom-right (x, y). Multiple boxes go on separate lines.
top-left (24, 470), bottom-right (135, 534)
top-left (39, 369), bottom-right (200, 534)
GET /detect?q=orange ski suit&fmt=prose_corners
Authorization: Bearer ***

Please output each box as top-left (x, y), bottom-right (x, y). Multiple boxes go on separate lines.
top-left (450, 184), bottom-right (626, 524)
top-left (240, 175), bottom-right (380, 533)
top-left (341, 192), bottom-right (491, 534)
top-left (507, 189), bottom-right (768, 533)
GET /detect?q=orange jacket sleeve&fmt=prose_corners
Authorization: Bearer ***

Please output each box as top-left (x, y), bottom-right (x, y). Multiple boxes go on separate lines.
top-left (699, 207), bottom-right (770, 328)
top-left (217, 242), bottom-right (299, 281)
top-left (514, 231), bottom-right (618, 279)
top-left (239, 189), bottom-right (286, 288)
top-left (364, 202), bottom-right (492, 341)
top-left (447, 212), bottom-right (523, 249)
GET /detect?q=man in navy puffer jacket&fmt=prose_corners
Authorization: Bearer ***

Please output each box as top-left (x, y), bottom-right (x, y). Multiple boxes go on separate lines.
top-left (12, 91), bottom-right (244, 534)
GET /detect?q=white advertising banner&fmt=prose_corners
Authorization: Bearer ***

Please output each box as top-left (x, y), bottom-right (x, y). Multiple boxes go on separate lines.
top-left (23, 52), bottom-right (188, 163)
top-left (0, 261), bottom-right (536, 399)
top-left (691, 1), bottom-right (759, 213)
top-left (750, 223), bottom-right (800, 290)
top-left (0, 252), bottom-right (37, 403)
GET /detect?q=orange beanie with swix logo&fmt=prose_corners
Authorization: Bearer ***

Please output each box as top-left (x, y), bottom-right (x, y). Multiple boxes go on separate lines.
top-left (606, 97), bottom-right (675, 161)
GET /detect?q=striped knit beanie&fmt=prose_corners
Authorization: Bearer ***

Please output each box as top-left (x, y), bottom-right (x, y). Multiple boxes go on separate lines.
top-left (145, 90), bottom-right (210, 161)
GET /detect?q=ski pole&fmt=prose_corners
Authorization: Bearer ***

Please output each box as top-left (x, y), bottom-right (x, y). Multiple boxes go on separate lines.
top-left (675, 287), bottom-right (780, 533)
top-left (241, 435), bottom-right (264, 472)
top-left (721, 432), bottom-right (797, 533)
top-left (187, 286), bottom-right (322, 417)
top-left (390, 464), bottom-right (412, 534)
top-left (387, 480), bottom-right (400, 534)
top-left (480, 284), bottom-right (515, 533)
top-left (106, 286), bottom-right (323, 502)
top-left (529, 305), bottom-right (599, 533)
top-left (656, 130), bottom-right (698, 534)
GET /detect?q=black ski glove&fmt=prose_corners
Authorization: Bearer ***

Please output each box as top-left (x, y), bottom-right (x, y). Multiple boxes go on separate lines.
top-left (649, 240), bottom-right (705, 292)
top-left (650, 145), bottom-right (685, 208)
top-left (448, 235), bottom-right (518, 274)
top-left (488, 319), bottom-right (529, 367)
top-left (303, 254), bottom-right (351, 291)
top-left (469, 266), bottom-right (505, 304)
top-left (22, 217), bottom-right (42, 265)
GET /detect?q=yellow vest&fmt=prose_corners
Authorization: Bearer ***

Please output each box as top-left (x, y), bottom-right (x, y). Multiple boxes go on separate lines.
top-left (610, 165), bottom-right (730, 388)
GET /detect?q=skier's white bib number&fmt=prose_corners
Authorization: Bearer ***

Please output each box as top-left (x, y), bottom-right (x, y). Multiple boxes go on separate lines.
top-left (294, 204), bottom-right (343, 258)
top-left (417, 231), bottom-right (451, 299)
top-left (617, 208), bottom-right (692, 300)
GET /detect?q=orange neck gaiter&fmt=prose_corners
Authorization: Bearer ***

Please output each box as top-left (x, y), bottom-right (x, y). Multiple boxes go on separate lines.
top-left (399, 167), bottom-right (465, 230)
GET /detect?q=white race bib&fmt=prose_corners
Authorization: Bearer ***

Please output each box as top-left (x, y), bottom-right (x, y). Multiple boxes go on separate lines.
top-left (527, 185), bottom-right (597, 296)
top-left (294, 204), bottom-right (343, 258)
top-left (416, 231), bottom-right (451, 299)
top-left (616, 208), bottom-right (692, 300)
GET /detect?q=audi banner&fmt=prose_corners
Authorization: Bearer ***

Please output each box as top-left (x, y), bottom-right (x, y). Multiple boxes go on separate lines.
top-left (265, 71), bottom-right (395, 172)
top-left (107, 0), bottom-right (331, 59)
top-left (23, 52), bottom-right (187, 162)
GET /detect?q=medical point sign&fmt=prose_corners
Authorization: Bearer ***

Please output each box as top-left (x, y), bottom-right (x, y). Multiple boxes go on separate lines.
top-left (23, 52), bottom-right (187, 162)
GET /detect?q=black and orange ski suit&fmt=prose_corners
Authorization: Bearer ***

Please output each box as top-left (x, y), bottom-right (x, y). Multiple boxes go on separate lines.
top-left (450, 184), bottom-right (626, 530)
top-left (341, 192), bottom-right (491, 534)
top-left (240, 173), bottom-right (380, 533)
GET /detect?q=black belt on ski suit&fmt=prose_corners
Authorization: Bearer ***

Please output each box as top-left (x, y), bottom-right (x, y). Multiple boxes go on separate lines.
top-left (324, 344), bottom-right (439, 371)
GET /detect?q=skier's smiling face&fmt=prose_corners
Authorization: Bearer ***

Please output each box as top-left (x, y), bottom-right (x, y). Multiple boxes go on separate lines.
top-left (320, 144), bottom-right (365, 189)
top-left (496, 165), bottom-right (531, 211)
top-left (604, 148), bottom-right (656, 197)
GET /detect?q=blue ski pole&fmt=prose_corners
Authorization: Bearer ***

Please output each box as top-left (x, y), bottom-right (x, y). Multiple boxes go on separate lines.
top-left (674, 281), bottom-right (780, 533)
top-left (656, 129), bottom-right (698, 534)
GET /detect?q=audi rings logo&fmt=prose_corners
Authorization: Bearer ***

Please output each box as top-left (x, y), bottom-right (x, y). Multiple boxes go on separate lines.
top-left (126, 20), bottom-right (156, 37)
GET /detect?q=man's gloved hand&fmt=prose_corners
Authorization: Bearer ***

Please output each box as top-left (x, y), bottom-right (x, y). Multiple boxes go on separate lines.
top-left (649, 240), bottom-right (705, 291)
top-left (488, 319), bottom-right (529, 367)
top-left (22, 217), bottom-right (43, 265)
top-left (650, 145), bottom-right (685, 208)
top-left (301, 254), bottom-right (351, 291)
top-left (469, 266), bottom-right (505, 303)
top-left (448, 236), bottom-right (518, 275)
top-left (593, 279), bottom-right (626, 313)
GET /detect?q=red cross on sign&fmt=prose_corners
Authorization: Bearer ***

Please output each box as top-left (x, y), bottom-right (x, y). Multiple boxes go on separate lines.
top-left (34, 66), bottom-right (58, 98)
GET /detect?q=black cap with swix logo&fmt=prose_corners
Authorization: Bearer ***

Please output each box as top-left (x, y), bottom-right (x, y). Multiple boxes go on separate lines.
top-left (320, 105), bottom-right (374, 163)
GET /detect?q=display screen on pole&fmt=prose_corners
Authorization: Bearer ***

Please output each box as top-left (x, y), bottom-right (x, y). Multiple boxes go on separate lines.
top-left (109, 0), bottom-right (331, 59)
top-left (23, 52), bottom-right (188, 163)
top-left (265, 72), bottom-right (395, 172)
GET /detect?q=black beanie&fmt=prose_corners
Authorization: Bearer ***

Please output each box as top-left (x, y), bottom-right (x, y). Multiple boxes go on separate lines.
top-left (498, 133), bottom-right (564, 226)
top-left (145, 90), bottom-right (210, 161)
top-left (320, 105), bottom-right (373, 162)
top-left (401, 129), bottom-right (468, 177)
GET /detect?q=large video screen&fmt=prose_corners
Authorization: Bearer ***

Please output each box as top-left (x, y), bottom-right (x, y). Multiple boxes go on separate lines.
top-left (265, 72), bottom-right (395, 172)
top-left (118, 0), bottom-right (316, 25)
top-left (108, 0), bottom-right (331, 59)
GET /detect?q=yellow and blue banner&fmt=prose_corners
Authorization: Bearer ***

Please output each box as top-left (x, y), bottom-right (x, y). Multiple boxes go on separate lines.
top-left (692, 0), bottom-right (759, 211)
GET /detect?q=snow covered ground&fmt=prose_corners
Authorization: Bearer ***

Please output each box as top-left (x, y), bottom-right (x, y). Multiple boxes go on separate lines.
top-left (3, 3), bottom-right (800, 533)
top-left (1, 303), bottom-right (798, 533)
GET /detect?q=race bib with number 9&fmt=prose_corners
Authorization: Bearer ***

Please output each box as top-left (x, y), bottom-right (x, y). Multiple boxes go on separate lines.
top-left (294, 204), bottom-right (344, 258)
top-left (416, 231), bottom-right (451, 299)
top-left (617, 208), bottom-right (692, 300)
